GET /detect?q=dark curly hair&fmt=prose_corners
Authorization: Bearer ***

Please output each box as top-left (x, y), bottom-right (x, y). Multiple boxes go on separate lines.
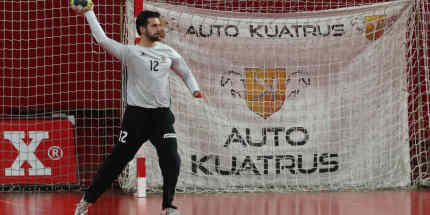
top-left (135, 10), bottom-right (161, 36)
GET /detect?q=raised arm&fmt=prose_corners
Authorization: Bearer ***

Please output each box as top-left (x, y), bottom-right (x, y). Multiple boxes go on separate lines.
top-left (171, 56), bottom-right (202, 98)
top-left (71, 1), bottom-right (128, 62)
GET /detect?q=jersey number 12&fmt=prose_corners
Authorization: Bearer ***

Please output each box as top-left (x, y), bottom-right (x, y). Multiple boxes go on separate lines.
top-left (150, 60), bottom-right (159, 72)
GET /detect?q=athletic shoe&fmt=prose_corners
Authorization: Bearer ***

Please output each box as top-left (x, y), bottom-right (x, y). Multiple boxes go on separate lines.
top-left (160, 207), bottom-right (180, 215)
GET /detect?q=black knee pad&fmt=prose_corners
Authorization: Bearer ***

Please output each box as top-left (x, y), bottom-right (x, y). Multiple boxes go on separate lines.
top-left (160, 136), bottom-right (180, 161)
top-left (166, 138), bottom-right (181, 161)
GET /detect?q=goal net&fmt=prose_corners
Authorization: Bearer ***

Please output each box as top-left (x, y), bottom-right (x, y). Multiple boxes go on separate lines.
top-left (119, 0), bottom-right (430, 193)
top-left (0, 0), bottom-right (124, 190)
top-left (0, 0), bottom-right (429, 194)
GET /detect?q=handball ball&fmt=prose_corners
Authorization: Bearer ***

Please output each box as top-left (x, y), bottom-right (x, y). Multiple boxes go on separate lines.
top-left (71, 0), bottom-right (94, 13)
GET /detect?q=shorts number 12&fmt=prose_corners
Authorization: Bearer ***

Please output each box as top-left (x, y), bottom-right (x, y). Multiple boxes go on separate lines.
top-left (119, 130), bottom-right (128, 143)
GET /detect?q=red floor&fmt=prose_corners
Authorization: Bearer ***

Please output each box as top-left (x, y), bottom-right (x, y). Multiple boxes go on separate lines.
top-left (1, 189), bottom-right (430, 215)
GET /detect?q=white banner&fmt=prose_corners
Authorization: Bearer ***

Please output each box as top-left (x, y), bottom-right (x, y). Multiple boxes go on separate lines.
top-left (142, 1), bottom-right (411, 190)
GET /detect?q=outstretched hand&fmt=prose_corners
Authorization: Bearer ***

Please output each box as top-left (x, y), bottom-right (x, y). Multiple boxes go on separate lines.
top-left (70, 0), bottom-right (94, 15)
top-left (193, 91), bottom-right (203, 98)
top-left (193, 91), bottom-right (209, 103)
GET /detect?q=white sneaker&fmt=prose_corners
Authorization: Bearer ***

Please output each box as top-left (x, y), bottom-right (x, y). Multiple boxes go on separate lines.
top-left (161, 207), bottom-right (180, 215)
top-left (74, 197), bottom-right (91, 215)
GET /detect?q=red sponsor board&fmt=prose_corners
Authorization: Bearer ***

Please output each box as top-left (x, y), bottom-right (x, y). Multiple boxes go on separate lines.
top-left (0, 120), bottom-right (77, 184)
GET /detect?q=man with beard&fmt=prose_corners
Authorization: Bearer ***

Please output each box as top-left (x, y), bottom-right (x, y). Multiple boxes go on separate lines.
top-left (72, 4), bottom-right (202, 215)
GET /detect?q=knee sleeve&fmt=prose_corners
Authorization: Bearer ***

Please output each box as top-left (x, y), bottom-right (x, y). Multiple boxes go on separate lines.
top-left (164, 137), bottom-right (181, 164)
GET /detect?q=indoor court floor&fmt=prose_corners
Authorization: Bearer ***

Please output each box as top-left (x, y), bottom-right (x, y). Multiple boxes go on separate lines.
top-left (1, 189), bottom-right (430, 215)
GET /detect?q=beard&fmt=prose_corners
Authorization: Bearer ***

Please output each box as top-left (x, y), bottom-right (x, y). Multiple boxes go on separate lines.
top-left (145, 31), bottom-right (161, 42)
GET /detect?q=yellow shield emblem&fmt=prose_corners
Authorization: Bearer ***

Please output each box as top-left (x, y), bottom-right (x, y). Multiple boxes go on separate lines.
top-left (364, 15), bottom-right (386, 40)
top-left (244, 68), bottom-right (286, 119)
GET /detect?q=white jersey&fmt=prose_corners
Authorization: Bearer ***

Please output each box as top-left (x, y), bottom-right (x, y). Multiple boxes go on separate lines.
top-left (84, 11), bottom-right (200, 108)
